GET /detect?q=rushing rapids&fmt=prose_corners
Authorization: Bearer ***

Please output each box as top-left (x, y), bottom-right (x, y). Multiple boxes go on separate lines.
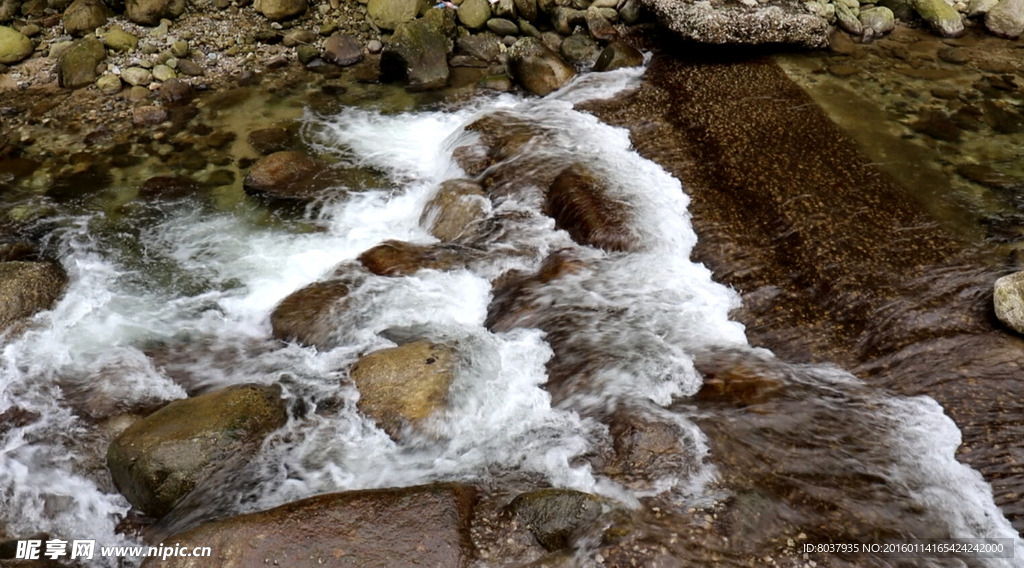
top-left (0, 60), bottom-right (1022, 566)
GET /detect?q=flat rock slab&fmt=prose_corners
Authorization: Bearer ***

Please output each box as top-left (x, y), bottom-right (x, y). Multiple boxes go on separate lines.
top-left (639, 0), bottom-right (830, 47)
top-left (144, 483), bottom-right (477, 568)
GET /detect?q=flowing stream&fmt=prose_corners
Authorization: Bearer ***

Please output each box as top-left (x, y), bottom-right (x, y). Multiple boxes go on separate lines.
top-left (1, 62), bottom-right (1022, 566)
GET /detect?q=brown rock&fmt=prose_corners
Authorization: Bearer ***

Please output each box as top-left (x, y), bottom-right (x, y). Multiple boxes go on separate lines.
top-left (61, 0), bottom-right (109, 36)
top-left (132, 105), bottom-right (169, 126)
top-left (107, 384), bottom-right (287, 518)
top-left (157, 78), bottom-right (193, 103)
top-left (358, 240), bottom-right (470, 276)
top-left (246, 126), bottom-right (296, 154)
top-left (593, 40), bottom-right (643, 72)
top-left (323, 32), bottom-right (363, 66)
top-left (419, 178), bottom-right (488, 241)
top-left (545, 164), bottom-right (640, 252)
top-left (0, 261), bottom-right (66, 332)
top-left (141, 484), bottom-right (477, 568)
top-left (242, 150), bottom-right (330, 200)
top-left (137, 175), bottom-right (199, 199)
top-left (350, 341), bottom-right (458, 438)
top-left (506, 37), bottom-right (575, 96)
top-left (270, 278), bottom-right (351, 348)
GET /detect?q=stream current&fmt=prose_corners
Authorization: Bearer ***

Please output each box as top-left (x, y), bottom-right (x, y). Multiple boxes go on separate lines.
top-left (1, 62), bottom-right (1021, 566)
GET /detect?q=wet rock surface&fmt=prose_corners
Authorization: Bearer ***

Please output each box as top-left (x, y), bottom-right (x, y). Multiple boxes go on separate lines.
top-left (144, 484), bottom-right (477, 568)
top-left (242, 150), bottom-right (331, 200)
top-left (358, 240), bottom-right (472, 275)
top-left (640, 0), bottom-right (830, 46)
top-left (419, 178), bottom-right (489, 241)
top-left (107, 384), bottom-right (287, 518)
top-left (545, 163), bottom-right (641, 252)
top-left (505, 489), bottom-right (604, 551)
top-left (0, 261), bottom-right (67, 333)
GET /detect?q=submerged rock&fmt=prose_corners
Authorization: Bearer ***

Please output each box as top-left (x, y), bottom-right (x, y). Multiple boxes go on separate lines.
top-left (419, 178), bottom-right (489, 241)
top-left (639, 0), bottom-right (829, 47)
top-left (0, 25), bottom-right (32, 64)
top-left (270, 277), bottom-right (352, 348)
top-left (142, 484), bottom-right (477, 568)
top-left (107, 384), bottom-right (287, 518)
top-left (545, 164), bottom-right (641, 252)
top-left (913, 0), bottom-right (965, 36)
top-left (358, 240), bottom-right (470, 275)
top-left (350, 341), bottom-right (457, 438)
top-left (0, 261), bottom-right (67, 332)
top-left (242, 150), bottom-right (330, 200)
top-left (994, 271), bottom-right (1024, 334)
top-left (381, 18), bottom-right (449, 90)
top-left (505, 489), bottom-right (604, 551)
top-left (506, 37), bottom-right (576, 96)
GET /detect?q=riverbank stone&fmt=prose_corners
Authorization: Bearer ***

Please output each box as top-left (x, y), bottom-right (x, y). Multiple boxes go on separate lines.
top-left (420, 178), bottom-right (489, 241)
top-left (242, 150), bottom-right (330, 200)
top-left (458, 0), bottom-right (491, 28)
top-left (57, 37), bottom-right (105, 89)
top-left (505, 489), bottom-right (604, 551)
top-left (0, 25), bottom-right (32, 64)
top-left (350, 341), bottom-right (458, 438)
top-left (126, 0), bottom-right (186, 25)
top-left (559, 32), bottom-right (599, 65)
top-left (593, 40), bottom-right (642, 71)
top-left (367, 0), bottom-right (425, 29)
top-left (639, 0), bottom-right (829, 46)
top-left (104, 26), bottom-right (139, 51)
top-left (257, 0), bottom-right (308, 21)
top-left (913, 0), bottom-right (965, 36)
top-left (995, 271), bottom-right (1024, 334)
top-left (985, 0), bottom-right (1024, 37)
top-left (381, 18), bottom-right (449, 90)
top-left (323, 32), bottom-right (363, 66)
top-left (506, 37), bottom-right (575, 96)
top-left (859, 6), bottom-right (895, 34)
top-left (140, 484), bottom-right (477, 568)
top-left (62, 0), bottom-right (109, 36)
top-left (0, 261), bottom-right (67, 332)
top-left (106, 384), bottom-right (287, 518)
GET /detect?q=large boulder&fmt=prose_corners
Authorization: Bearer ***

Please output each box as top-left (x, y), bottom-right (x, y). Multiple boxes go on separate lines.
top-left (140, 484), bottom-right (477, 568)
top-left (349, 341), bottom-right (457, 438)
top-left (419, 179), bottom-right (489, 241)
top-left (505, 489), bottom-right (604, 551)
top-left (242, 151), bottom-right (331, 200)
top-left (367, 0), bottom-right (425, 30)
top-left (545, 164), bottom-right (641, 252)
top-left (985, 0), bottom-right (1024, 38)
top-left (912, 0), bottom-right (964, 36)
top-left (107, 384), bottom-right (287, 518)
top-left (62, 0), bottom-right (109, 36)
top-left (0, 261), bottom-right (66, 331)
top-left (639, 0), bottom-right (829, 46)
top-left (357, 240), bottom-right (470, 276)
top-left (994, 271), bottom-right (1024, 334)
top-left (381, 18), bottom-right (449, 90)
top-left (270, 278), bottom-right (351, 349)
top-left (0, 25), bottom-right (32, 64)
top-left (506, 37), bottom-right (576, 96)
top-left (126, 0), bottom-right (186, 25)
top-left (256, 0), bottom-right (307, 21)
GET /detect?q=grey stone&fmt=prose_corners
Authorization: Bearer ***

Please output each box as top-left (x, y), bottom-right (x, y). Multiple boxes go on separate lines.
top-left (559, 32), bottom-right (599, 65)
top-left (323, 32), bottom-right (363, 65)
top-left (985, 0), bottom-right (1024, 37)
top-left (859, 6), bottom-right (894, 34)
top-left (515, 0), bottom-right (538, 19)
top-left (968, 0), bottom-right (998, 16)
top-left (835, 2), bottom-right (863, 34)
top-left (0, 261), bottom-right (66, 331)
top-left (639, 0), bottom-right (829, 47)
top-left (486, 16), bottom-right (519, 34)
top-left (456, 31), bottom-right (502, 61)
top-left (913, 0), bottom-right (964, 36)
top-left (381, 18), bottom-right (449, 90)
top-left (995, 271), bottom-right (1024, 334)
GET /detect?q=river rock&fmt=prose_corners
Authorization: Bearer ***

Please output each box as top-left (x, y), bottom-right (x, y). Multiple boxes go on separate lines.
top-left (458, 0), bottom-right (492, 28)
top-left (257, 0), bottom-right (307, 20)
top-left (247, 126), bottom-right (296, 154)
top-left (506, 37), bottom-right (575, 96)
top-left (913, 0), bottom-right (964, 36)
top-left (381, 18), bottom-right (449, 90)
top-left (505, 489), bottom-right (604, 551)
top-left (140, 484), bottom-right (477, 568)
top-left (358, 240), bottom-right (469, 275)
top-left (270, 278), bottom-right (350, 348)
top-left (485, 249), bottom-right (592, 331)
top-left (0, 261), bottom-right (67, 331)
top-left (132, 105), bottom-right (168, 125)
top-left (138, 174), bottom-right (198, 198)
top-left (985, 0), bottom-right (1024, 37)
top-left (350, 341), bottom-right (457, 438)
top-left (420, 178), bottom-right (489, 241)
top-left (95, 73), bottom-right (122, 94)
top-left (456, 32), bottom-right (502, 62)
top-left (584, 6), bottom-right (615, 40)
top-left (107, 384), bottom-right (287, 518)
top-left (121, 66), bottom-right (152, 86)
top-left (968, 0), bottom-right (998, 16)
top-left (126, 0), bottom-right (186, 25)
top-left (367, 0), bottom-right (425, 29)
top-left (158, 77), bottom-right (192, 102)
top-left (243, 150), bottom-right (330, 200)
top-left (57, 37), bottom-right (105, 89)
top-left (515, 0), bottom-right (538, 20)
top-left (104, 26), bottom-right (139, 51)
top-left (176, 58), bottom-right (202, 75)
top-left (151, 63), bottom-right (174, 81)
top-left (640, 0), bottom-right (829, 46)
top-left (995, 271), bottom-right (1024, 334)
top-left (859, 5), bottom-right (894, 34)
top-left (545, 164), bottom-right (640, 251)
top-left (486, 16), bottom-right (519, 34)
top-left (559, 33), bottom-right (600, 65)
top-left (62, 0), bottom-right (108, 36)
top-left (0, 25), bottom-right (32, 64)
top-left (593, 40), bottom-right (642, 71)
top-left (323, 32), bottom-right (363, 66)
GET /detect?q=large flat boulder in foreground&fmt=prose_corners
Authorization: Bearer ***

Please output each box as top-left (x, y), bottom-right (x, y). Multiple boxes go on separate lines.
top-left (143, 484), bottom-right (477, 567)
top-left (639, 0), bottom-right (830, 47)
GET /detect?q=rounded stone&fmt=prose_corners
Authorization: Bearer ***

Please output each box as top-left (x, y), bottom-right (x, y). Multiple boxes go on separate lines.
top-left (457, 0), bottom-right (491, 28)
top-left (121, 66), bottom-right (153, 86)
top-left (0, 25), bottom-right (33, 64)
top-left (995, 271), bottom-right (1024, 334)
top-left (95, 73), bottom-right (122, 94)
